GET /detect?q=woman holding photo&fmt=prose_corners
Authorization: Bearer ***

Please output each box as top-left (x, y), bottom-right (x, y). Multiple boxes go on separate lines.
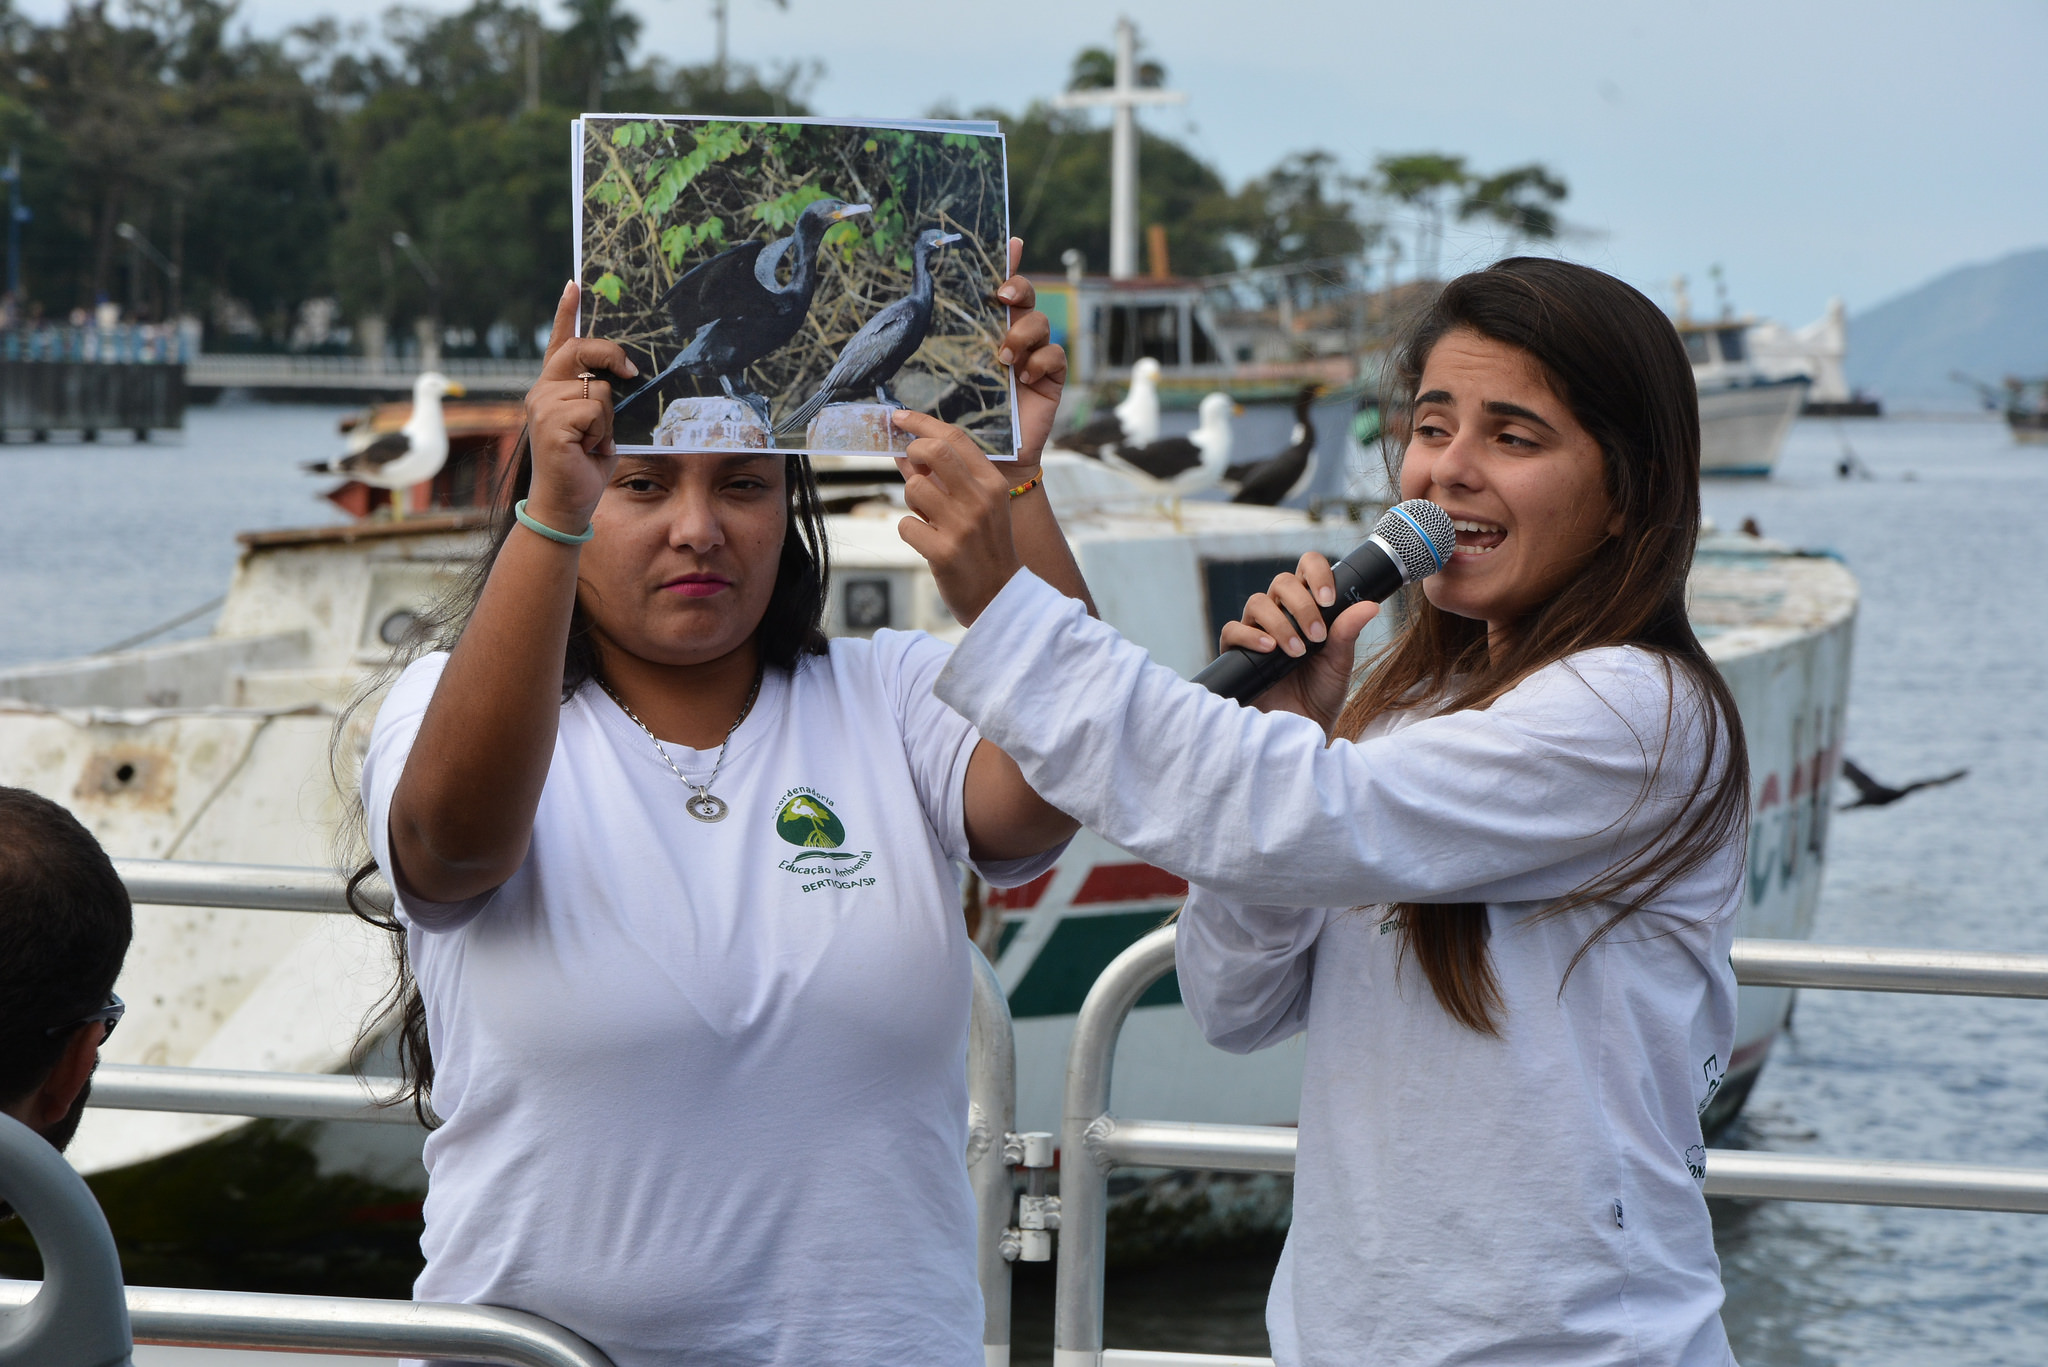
top-left (898, 258), bottom-right (1750, 1366)
top-left (350, 243), bottom-right (1080, 1366)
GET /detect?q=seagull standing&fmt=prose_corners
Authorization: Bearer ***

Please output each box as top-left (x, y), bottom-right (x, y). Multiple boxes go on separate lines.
top-left (1105, 391), bottom-right (1239, 520)
top-left (1063, 357), bottom-right (1162, 455)
top-left (306, 371), bottom-right (465, 520)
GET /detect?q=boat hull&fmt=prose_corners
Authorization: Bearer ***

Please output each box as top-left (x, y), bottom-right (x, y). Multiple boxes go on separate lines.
top-left (1700, 379), bottom-right (1808, 476)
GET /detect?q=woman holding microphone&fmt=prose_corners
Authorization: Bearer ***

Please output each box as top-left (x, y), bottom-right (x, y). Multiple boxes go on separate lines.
top-left (897, 257), bottom-right (1750, 1366)
top-left (350, 245), bottom-right (1083, 1365)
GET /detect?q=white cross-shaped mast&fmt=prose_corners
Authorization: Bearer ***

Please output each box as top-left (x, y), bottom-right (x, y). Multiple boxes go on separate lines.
top-left (1051, 17), bottom-right (1186, 280)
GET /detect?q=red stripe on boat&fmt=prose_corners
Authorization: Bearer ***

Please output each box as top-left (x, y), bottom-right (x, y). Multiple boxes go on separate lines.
top-left (1072, 862), bottom-right (1189, 905)
top-left (987, 868), bottom-right (1057, 911)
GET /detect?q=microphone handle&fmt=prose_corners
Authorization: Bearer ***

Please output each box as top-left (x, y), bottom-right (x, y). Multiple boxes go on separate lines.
top-left (1192, 538), bottom-right (1407, 703)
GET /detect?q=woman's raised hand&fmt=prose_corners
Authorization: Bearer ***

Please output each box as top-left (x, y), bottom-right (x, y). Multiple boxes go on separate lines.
top-left (992, 237), bottom-right (1066, 463)
top-left (524, 282), bottom-right (638, 533)
top-left (893, 412), bottom-right (1022, 625)
top-left (1220, 553), bottom-right (1381, 730)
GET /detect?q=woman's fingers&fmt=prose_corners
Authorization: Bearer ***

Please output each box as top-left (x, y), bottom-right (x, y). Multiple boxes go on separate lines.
top-left (893, 412), bottom-right (1003, 495)
top-left (1326, 600), bottom-right (1381, 653)
top-left (1239, 591), bottom-right (1310, 657)
top-left (541, 281), bottom-right (578, 361)
top-left (1266, 571), bottom-right (1327, 646)
top-left (1219, 619), bottom-right (1279, 655)
top-left (998, 309), bottom-right (1051, 370)
top-left (540, 337), bottom-right (638, 385)
top-left (1296, 552), bottom-right (1337, 609)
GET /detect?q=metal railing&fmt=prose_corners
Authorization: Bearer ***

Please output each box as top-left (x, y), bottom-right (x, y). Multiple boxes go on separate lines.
top-left (0, 1280), bottom-right (616, 1367)
top-left (61, 861), bottom-right (1032, 1364)
top-left (1052, 926), bottom-right (2048, 1367)
top-left (80, 860), bottom-right (2048, 1365)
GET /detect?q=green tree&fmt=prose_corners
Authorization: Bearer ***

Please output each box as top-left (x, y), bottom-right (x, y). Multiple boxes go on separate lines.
top-left (324, 0), bottom-right (814, 351)
top-left (0, 0), bottom-right (336, 329)
top-left (1066, 43), bottom-right (1165, 92)
top-left (1375, 152), bottom-right (1468, 282)
top-left (1458, 163), bottom-right (1568, 250)
top-left (1234, 150), bottom-right (1374, 267)
top-left (999, 105), bottom-right (1242, 278)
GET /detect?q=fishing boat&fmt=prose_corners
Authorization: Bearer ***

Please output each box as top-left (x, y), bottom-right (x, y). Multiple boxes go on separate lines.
top-left (0, 449), bottom-right (1854, 1280)
top-left (1676, 317), bottom-right (1810, 477)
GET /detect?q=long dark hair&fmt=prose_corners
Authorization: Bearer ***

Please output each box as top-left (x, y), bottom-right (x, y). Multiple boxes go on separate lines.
top-left (1341, 257), bottom-right (1749, 1035)
top-left (337, 431), bottom-right (831, 1120)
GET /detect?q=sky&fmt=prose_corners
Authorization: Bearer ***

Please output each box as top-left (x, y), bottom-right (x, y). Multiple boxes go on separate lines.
top-left (26, 0), bottom-right (2047, 326)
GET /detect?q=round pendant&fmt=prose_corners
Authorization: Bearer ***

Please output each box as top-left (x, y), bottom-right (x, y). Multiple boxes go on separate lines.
top-left (685, 791), bottom-right (729, 823)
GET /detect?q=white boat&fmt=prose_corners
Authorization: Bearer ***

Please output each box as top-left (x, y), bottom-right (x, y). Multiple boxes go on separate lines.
top-left (0, 455), bottom-right (1855, 1260)
top-left (1679, 317), bottom-right (1811, 477)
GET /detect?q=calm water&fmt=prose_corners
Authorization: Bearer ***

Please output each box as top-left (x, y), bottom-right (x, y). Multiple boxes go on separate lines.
top-left (0, 399), bottom-right (352, 667)
top-left (7, 409), bottom-right (2046, 1364)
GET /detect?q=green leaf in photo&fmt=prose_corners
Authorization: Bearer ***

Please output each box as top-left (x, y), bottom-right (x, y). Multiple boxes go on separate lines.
top-left (590, 272), bottom-right (623, 305)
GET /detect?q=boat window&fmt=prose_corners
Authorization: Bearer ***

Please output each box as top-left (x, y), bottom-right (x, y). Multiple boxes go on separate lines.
top-left (1190, 309), bottom-right (1219, 365)
top-left (1104, 305), bottom-right (1182, 367)
top-left (1717, 328), bottom-right (1747, 363)
top-left (1683, 332), bottom-right (1710, 366)
top-left (1202, 557), bottom-right (1304, 657)
top-left (841, 578), bottom-right (893, 633)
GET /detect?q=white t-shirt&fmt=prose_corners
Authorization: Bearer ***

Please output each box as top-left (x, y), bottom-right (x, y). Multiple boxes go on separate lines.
top-left (936, 570), bottom-right (1744, 1367)
top-left (361, 631), bottom-right (1060, 1367)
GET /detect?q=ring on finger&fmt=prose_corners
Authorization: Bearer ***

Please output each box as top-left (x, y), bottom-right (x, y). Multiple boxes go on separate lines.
top-left (577, 370), bottom-right (597, 400)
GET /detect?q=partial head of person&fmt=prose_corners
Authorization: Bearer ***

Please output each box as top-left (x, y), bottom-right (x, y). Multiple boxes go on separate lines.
top-left (0, 787), bottom-right (132, 1151)
top-left (459, 439), bottom-right (830, 702)
top-left (1378, 255), bottom-right (1704, 672)
top-left (574, 446), bottom-right (829, 678)
top-left (1346, 256), bottom-right (1744, 1033)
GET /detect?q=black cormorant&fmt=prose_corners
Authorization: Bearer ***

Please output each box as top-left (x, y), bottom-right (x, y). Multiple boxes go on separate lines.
top-left (1225, 384), bottom-right (1326, 505)
top-left (1839, 759), bottom-right (1969, 809)
top-left (775, 228), bottom-right (962, 436)
top-left (614, 197), bottom-right (871, 425)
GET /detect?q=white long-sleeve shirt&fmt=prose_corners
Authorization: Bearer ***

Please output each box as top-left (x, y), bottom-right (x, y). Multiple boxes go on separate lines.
top-left (936, 570), bottom-right (1744, 1367)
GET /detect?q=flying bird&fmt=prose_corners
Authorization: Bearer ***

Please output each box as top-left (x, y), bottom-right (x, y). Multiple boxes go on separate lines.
top-left (1062, 357), bottom-right (1162, 456)
top-left (775, 228), bottom-right (962, 438)
top-left (1226, 384), bottom-right (1327, 506)
top-left (1838, 759), bottom-right (1969, 809)
top-left (1106, 391), bottom-right (1239, 499)
top-left (305, 370), bottom-right (465, 520)
top-left (614, 197), bottom-right (872, 427)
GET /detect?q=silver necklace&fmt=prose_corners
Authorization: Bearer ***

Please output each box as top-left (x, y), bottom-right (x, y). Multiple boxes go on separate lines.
top-left (599, 667), bottom-right (764, 823)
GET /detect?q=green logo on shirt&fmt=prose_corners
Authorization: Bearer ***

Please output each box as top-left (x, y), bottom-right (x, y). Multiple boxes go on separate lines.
top-left (776, 791), bottom-right (846, 848)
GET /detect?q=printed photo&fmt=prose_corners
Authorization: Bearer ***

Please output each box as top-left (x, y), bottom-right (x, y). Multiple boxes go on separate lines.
top-left (576, 114), bottom-right (1016, 457)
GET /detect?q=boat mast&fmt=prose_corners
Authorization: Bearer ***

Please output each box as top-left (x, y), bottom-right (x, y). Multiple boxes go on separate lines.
top-left (1053, 18), bottom-right (1185, 279)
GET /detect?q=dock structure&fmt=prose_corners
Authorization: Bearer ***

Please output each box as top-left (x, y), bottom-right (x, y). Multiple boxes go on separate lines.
top-left (0, 323), bottom-right (189, 439)
top-left (186, 354), bottom-right (539, 402)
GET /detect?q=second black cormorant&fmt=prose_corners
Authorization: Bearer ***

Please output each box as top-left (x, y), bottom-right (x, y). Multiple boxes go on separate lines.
top-left (775, 228), bottom-right (962, 437)
top-left (615, 197), bottom-right (872, 425)
top-left (1225, 384), bottom-right (1326, 505)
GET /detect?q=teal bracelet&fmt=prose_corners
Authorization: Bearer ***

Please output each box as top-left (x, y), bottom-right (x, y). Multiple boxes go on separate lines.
top-left (514, 499), bottom-right (595, 545)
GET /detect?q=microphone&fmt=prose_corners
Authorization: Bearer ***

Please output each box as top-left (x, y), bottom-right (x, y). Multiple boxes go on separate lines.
top-left (1192, 498), bottom-right (1456, 703)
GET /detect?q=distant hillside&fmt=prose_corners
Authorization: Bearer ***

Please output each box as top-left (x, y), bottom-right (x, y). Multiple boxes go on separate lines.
top-left (1847, 248), bottom-right (2048, 404)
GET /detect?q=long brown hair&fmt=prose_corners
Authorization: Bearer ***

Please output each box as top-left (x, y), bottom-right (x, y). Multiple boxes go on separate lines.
top-left (1343, 257), bottom-right (1748, 1034)
top-left (335, 431), bottom-right (832, 1121)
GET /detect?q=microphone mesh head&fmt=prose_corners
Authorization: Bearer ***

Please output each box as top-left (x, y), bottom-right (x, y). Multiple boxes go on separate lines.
top-left (1374, 499), bottom-right (1456, 582)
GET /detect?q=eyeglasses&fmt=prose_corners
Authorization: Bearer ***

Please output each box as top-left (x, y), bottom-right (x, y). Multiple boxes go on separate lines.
top-left (45, 993), bottom-right (125, 1042)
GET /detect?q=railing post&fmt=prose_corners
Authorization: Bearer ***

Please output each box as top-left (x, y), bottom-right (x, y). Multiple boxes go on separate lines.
top-left (1054, 925), bottom-right (1179, 1367)
top-left (968, 945), bottom-right (1018, 1367)
top-left (0, 1113), bottom-right (132, 1367)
